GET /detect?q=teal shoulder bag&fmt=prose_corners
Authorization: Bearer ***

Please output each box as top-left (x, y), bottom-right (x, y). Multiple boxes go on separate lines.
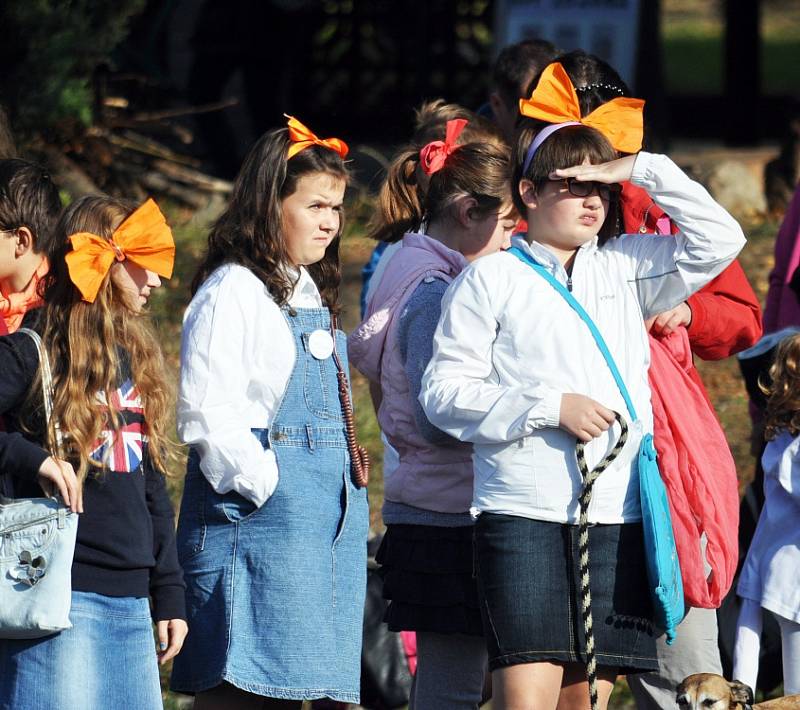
top-left (508, 245), bottom-right (685, 643)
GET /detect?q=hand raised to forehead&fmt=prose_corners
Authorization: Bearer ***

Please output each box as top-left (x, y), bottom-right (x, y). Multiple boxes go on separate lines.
top-left (551, 154), bottom-right (637, 185)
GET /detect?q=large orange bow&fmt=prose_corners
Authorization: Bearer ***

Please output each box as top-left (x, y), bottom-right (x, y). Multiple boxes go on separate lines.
top-left (65, 198), bottom-right (175, 303)
top-left (519, 62), bottom-right (644, 154)
top-left (285, 115), bottom-right (349, 160)
top-left (419, 119), bottom-right (468, 176)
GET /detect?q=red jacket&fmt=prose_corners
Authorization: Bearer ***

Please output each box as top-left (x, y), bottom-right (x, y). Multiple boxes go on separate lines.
top-left (621, 182), bottom-right (762, 364)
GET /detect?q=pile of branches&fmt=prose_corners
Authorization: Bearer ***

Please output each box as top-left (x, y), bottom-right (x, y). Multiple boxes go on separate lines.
top-left (29, 90), bottom-right (234, 209)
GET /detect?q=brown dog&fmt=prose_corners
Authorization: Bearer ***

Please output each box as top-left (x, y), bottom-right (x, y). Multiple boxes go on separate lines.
top-left (677, 673), bottom-right (800, 709)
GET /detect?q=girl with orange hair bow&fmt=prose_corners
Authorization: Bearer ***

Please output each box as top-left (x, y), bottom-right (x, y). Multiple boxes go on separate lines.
top-left (0, 195), bottom-right (186, 710)
top-left (518, 51), bottom-right (761, 710)
top-left (419, 58), bottom-right (747, 710)
top-left (170, 117), bottom-right (369, 709)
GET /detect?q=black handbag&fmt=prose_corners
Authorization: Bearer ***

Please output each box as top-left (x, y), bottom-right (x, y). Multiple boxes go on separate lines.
top-left (359, 534), bottom-right (413, 710)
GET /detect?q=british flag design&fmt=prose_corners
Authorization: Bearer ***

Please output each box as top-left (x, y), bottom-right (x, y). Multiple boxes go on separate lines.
top-left (90, 379), bottom-right (147, 472)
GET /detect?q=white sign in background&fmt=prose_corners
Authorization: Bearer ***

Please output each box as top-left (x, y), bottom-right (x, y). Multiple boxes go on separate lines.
top-left (494, 0), bottom-right (641, 89)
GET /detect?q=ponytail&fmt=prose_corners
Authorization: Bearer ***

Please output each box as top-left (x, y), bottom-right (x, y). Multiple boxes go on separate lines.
top-left (367, 148), bottom-right (427, 243)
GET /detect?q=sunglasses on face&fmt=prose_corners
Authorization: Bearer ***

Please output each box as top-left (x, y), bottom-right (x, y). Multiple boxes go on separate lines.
top-left (549, 177), bottom-right (621, 201)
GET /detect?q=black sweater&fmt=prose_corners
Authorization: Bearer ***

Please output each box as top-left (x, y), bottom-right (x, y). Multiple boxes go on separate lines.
top-left (0, 310), bottom-right (185, 621)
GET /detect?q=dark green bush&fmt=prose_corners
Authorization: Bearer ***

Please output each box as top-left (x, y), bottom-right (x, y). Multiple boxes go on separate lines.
top-left (0, 0), bottom-right (146, 134)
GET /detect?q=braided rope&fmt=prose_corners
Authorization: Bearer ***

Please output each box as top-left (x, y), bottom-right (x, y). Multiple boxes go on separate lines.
top-left (575, 413), bottom-right (629, 710)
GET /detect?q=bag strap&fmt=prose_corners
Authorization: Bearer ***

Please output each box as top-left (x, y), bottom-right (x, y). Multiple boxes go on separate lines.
top-left (16, 327), bottom-right (63, 453)
top-left (330, 316), bottom-right (370, 488)
top-left (507, 245), bottom-right (639, 422)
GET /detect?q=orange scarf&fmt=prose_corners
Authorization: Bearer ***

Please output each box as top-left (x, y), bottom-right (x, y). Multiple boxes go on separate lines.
top-left (0, 259), bottom-right (48, 333)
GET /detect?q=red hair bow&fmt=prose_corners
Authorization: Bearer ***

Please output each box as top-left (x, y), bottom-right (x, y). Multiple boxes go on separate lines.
top-left (419, 119), bottom-right (468, 176)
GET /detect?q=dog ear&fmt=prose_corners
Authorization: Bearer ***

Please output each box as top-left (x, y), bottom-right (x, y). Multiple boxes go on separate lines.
top-left (729, 680), bottom-right (754, 706)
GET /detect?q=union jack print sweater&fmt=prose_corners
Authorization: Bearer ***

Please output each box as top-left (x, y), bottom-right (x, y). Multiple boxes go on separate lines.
top-left (0, 310), bottom-right (185, 621)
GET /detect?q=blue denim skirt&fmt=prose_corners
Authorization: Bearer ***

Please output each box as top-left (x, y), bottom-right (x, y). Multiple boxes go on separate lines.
top-left (474, 514), bottom-right (659, 674)
top-left (0, 591), bottom-right (162, 710)
top-left (171, 437), bottom-right (368, 703)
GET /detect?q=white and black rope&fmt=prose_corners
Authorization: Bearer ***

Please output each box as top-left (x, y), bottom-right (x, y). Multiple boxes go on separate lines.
top-left (575, 413), bottom-right (629, 710)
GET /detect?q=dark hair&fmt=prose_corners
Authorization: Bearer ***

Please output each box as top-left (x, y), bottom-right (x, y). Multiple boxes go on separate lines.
top-left (512, 123), bottom-right (620, 243)
top-left (493, 39), bottom-right (558, 111)
top-left (424, 141), bottom-right (514, 224)
top-left (191, 127), bottom-right (349, 312)
top-left (0, 158), bottom-right (62, 257)
top-left (556, 50), bottom-right (632, 113)
top-left (368, 103), bottom-right (506, 243)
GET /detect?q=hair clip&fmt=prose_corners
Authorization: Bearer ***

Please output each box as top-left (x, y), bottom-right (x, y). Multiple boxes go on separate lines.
top-left (575, 83), bottom-right (625, 96)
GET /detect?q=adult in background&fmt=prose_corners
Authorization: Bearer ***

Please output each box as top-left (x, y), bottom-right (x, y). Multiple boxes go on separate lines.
top-left (485, 38), bottom-right (558, 142)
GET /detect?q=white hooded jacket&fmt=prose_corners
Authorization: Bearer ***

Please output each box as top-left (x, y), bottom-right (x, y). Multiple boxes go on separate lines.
top-left (419, 152), bottom-right (746, 524)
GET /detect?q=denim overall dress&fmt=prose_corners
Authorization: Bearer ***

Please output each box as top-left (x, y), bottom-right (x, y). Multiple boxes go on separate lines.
top-left (170, 307), bottom-right (369, 703)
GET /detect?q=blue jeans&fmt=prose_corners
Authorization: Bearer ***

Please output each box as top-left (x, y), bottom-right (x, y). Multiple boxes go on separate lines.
top-left (0, 591), bottom-right (162, 710)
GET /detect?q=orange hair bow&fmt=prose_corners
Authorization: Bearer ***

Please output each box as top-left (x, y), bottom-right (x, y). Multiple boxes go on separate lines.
top-left (519, 62), bottom-right (645, 154)
top-left (285, 114), bottom-right (349, 160)
top-left (65, 198), bottom-right (175, 303)
top-left (419, 118), bottom-right (468, 176)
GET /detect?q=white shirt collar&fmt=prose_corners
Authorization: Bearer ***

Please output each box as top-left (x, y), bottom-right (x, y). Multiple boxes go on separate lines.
top-left (287, 265), bottom-right (323, 308)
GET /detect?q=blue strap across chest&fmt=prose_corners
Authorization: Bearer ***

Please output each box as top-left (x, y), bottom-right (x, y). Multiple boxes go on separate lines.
top-left (507, 245), bottom-right (638, 422)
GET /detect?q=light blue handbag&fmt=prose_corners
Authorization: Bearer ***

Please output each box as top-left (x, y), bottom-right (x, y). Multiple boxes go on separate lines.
top-left (0, 328), bottom-right (78, 639)
top-left (509, 246), bottom-right (685, 643)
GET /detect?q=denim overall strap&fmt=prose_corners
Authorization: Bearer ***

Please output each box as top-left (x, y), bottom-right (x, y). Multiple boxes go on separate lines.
top-left (507, 245), bottom-right (638, 422)
top-left (252, 305), bottom-right (366, 701)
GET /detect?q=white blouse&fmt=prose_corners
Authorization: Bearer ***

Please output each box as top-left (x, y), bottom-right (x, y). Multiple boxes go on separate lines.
top-left (177, 263), bottom-right (323, 506)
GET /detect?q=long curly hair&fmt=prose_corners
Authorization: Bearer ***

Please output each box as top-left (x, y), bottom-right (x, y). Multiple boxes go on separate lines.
top-left (763, 332), bottom-right (800, 441)
top-left (191, 127), bottom-right (348, 313)
top-left (33, 195), bottom-right (176, 483)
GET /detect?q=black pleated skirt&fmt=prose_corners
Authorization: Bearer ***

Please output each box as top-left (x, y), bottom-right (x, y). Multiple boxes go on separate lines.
top-left (376, 523), bottom-right (483, 636)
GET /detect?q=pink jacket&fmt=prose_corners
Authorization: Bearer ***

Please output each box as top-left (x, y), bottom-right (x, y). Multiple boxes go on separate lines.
top-left (348, 233), bottom-right (473, 513)
top-left (764, 185), bottom-right (800, 333)
top-left (649, 329), bottom-right (739, 608)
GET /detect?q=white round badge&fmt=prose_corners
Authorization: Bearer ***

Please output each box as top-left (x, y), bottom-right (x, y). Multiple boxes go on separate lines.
top-left (308, 329), bottom-right (335, 360)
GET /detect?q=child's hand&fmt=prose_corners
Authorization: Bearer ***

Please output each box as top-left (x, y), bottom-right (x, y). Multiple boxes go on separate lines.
top-left (551, 154), bottom-right (637, 185)
top-left (559, 394), bottom-right (616, 443)
top-left (37, 456), bottom-right (83, 514)
top-left (645, 302), bottom-right (692, 336)
top-left (157, 618), bottom-right (189, 665)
